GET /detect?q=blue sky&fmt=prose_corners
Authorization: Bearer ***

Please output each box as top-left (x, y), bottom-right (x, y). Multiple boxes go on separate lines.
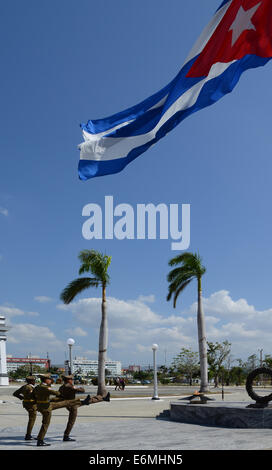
top-left (1, 0), bottom-right (272, 367)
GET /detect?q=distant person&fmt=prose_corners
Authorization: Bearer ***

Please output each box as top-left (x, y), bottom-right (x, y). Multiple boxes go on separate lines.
top-left (120, 378), bottom-right (125, 391)
top-left (13, 375), bottom-right (37, 441)
top-left (114, 377), bottom-right (121, 390)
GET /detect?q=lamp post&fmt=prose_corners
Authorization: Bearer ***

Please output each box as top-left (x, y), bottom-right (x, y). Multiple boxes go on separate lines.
top-left (258, 348), bottom-right (263, 367)
top-left (67, 338), bottom-right (75, 374)
top-left (152, 343), bottom-right (159, 400)
top-left (258, 348), bottom-right (264, 387)
top-left (28, 353), bottom-right (33, 375)
top-left (221, 370), bottom-right (224, 401)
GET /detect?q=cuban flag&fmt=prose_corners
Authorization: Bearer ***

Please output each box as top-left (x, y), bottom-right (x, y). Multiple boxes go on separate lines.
top-left (78, 0), bottom-right (272, 180)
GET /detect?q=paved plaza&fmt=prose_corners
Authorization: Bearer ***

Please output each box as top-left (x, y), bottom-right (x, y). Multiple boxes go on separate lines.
top-left (1, 385), bottom-right (272, 450)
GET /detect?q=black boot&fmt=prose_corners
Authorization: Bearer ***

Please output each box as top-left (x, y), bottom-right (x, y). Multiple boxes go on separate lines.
top-left (81, 394), bottom-right (91, 406)
top-left (25, 434), bottom-right (35, 440)
top-left (37, 440), bottom-right (50, 446)
top-left (103, 392), bottom-right (111, 402)
top-left (63, 435), bottom-right (76, 442)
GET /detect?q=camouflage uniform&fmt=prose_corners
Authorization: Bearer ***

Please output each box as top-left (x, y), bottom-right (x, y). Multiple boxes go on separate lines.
top-left (13, 379), bottom-right (37, 438)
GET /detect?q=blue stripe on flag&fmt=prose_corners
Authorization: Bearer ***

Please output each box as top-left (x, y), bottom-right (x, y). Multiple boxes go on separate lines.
top-left (106, 57), bottom-right (202, 138)
top-left (78, 54), bottom-right (271, 180)
top-left (81, 80), bottom-right (173, 135)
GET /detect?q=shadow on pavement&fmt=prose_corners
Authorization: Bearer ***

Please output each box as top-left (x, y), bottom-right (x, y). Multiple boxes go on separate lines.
top-left (51, 414), bottom-right (155, 419)
top-left (0, 436), bottom-right (60, 447)
top-left (0, 436), bottom-right (35, 447)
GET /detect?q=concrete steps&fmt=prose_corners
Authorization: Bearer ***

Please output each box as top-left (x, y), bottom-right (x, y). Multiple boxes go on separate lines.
top-left (156, 409), bottom-right (170, 420)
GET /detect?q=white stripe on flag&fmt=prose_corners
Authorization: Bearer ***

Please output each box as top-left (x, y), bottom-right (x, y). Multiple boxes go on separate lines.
top-left (79, 60), bottom-right (235, 162)
top-left (184, 1), bottom-right (232, 64)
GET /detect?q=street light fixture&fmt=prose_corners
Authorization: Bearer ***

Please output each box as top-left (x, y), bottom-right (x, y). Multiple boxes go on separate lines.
top-left (152, 343), bottom-right (159, 400)
top-left (28, 352), bottom-right (33, 375)
top-left (67, 338), bottom-right (75, 374)
top-left (258, 348), bottom-right (264, 387)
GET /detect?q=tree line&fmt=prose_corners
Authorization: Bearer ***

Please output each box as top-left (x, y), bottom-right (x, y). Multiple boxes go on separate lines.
top-left (160, 344), bottom-right (272, 387)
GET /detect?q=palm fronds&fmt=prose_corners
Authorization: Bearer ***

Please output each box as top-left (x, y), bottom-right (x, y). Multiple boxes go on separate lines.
top-left (60, 250), bottom-right (112, 305)
top-left (60, 277), bottom-right (99, 304)
top-left (78, 250), bottom-right (111, 285)
top-left (166, 252), bottom-right (206, 307)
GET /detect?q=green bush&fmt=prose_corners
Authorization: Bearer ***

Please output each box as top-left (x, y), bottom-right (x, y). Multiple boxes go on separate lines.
top-left (160, 378), bottom-right (170, 385)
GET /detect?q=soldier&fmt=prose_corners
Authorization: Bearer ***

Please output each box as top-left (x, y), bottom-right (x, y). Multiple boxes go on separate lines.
top-left (13, 375), bottom-right (37, 441)
top-left (33, 373), bottom-right (91, 446)
top-left (59, 374), bottom-right (110, 442)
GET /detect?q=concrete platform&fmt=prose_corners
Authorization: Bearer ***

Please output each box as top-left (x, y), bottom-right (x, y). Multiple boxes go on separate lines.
top-left (170, 401), bottom-right (272, 428)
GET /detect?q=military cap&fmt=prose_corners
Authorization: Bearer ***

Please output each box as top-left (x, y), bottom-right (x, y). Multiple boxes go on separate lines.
top-left (26, 375), bottom-right (36, 381)
top-left (38, 373), bottom-right (53, 381)
top-left (62, 374), bottom-right (74, 381)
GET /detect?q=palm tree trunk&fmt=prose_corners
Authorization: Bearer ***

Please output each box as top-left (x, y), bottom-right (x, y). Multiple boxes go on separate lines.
top-left (97, 285), bottom-right (108, 396)
top-left (214, 374), bottom-right (219, 388)
top-left (197, 277), bottom-right (209, 393)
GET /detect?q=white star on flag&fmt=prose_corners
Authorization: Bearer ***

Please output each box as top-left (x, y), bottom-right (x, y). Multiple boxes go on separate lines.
top-left (229, 2), bottom-right (262, 46)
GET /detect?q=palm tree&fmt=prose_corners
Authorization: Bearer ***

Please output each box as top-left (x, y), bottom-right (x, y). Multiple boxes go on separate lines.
top-left (166, 252), bottom-right (208, 392)
top-left (60, 249), bottom-right (111, 396)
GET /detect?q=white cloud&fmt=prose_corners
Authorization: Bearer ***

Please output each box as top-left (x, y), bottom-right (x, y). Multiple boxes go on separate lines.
top-left (111, 342), bottom-right (127, 350)
top-left (0, 207), bottom-right (8, 217)
top-left (26, 311), bottom-right (40, 317)
top-left (8, 323), bottom-right (64, 352)
top-left (57, 296), bottom-right (196, 359)
top-left (136, 344), bottom-right (152, 353)
top-left (81, 350), bottom-right (97, 358)
top-left (34, 296), bottom-right (54, 303)
top-left (73, 345), bottom-right (83, 351)
top-left (200, 290), bottom-right (256, 316)
top-left (57, 290), bottom-right (272, 361)
top-left (138, 294), bottom-right (155, 303)
top-left (65, 327), bottom-right (88, 337)
top-left (0, 305), bottom-right (39, 318)
top-left (58, 296), bottom-right (162, 329)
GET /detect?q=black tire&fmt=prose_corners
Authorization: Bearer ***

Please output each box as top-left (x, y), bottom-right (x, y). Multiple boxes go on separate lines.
top-left (246, 367), bottom-right (272, 404)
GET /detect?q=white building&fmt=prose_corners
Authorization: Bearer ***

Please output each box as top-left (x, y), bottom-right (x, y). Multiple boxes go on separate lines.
top-left (0, 316), bottom-right (9, 385)
top-left (73, 357), bottom-right (122, 376)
